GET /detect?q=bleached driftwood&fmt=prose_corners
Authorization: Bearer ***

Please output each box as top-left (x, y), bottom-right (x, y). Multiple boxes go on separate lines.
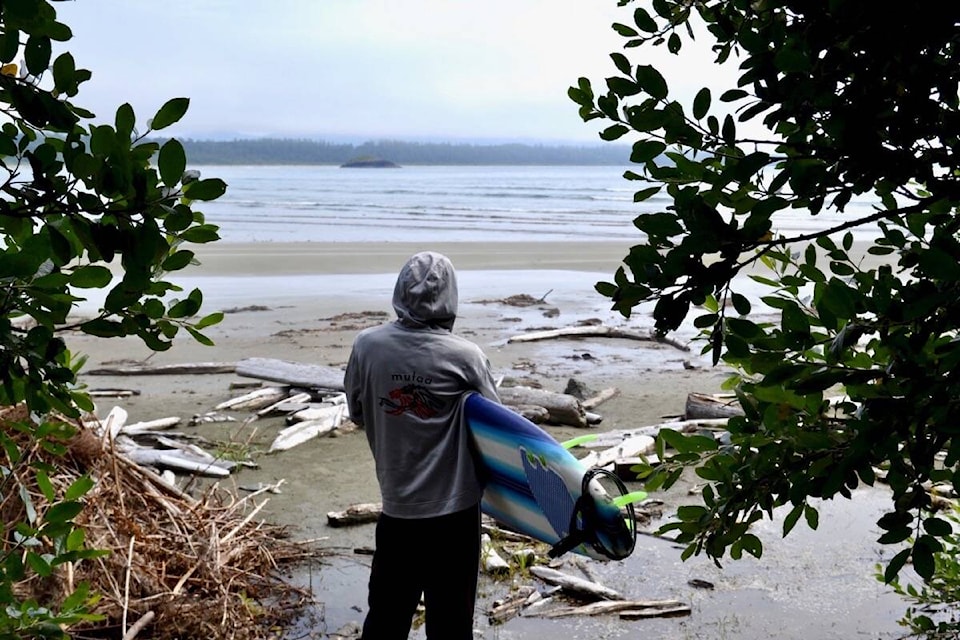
top-left (86, 362), bottom-right (236, 375)
top-left (507, 325), bottom-right (690, 352)
top-left (122, 417), bottom-right (182, 435)
top-left (536, 598), bottom-right (688, 618)
top-left (235, 357), bottom-right (345, 391)
top-left (214, 386), bottom-right (288, 411)
top-left (93, 406), bottom-right (128, 440)
top-left (482, 523), bottom-right (541, 545)
top-left (620, 605), bottom-right (692, 619)
top-left (572, 418), bottom-right (730, 450)
top-left (288, 393), bottom-right (348, 423)
top-left (189, 412), bottom-right (237, 426)
top-left (480, 533), bottom-right (511, 575)
top-left (257, 392), bottom-right (313, 417)
top-left (123, 448), bottom-right (232, 477)
top-left (498, 386), bottom-right (587, 428)
top-left (684, 392), bottom-right (744, 419)
top-left (487, 586), bottom-right (538, 624)
top-left (269, 404), bottom-right (346, 452)
top-left (577, 434), bottom-right (656, 470)
top-left (89, 388), bottom-right (141, 398)
top-left (529, 566), bottom-right (624, 601)
top-left (582, 387), bottom-right (620, 410)
top-left (327, 502), bottom-right (382, 527)
top-left (151, 436), bottom-right (242, 471)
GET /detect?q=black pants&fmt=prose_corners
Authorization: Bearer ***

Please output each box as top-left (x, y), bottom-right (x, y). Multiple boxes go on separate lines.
top-left (360, 504), bottom-right (481, 640)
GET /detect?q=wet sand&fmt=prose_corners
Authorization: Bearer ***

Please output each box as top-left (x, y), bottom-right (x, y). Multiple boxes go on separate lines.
top-left (66, 241), bottom-right (908, 639)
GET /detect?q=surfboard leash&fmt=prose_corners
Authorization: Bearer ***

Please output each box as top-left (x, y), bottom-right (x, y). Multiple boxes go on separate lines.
top-left (547, 467), bottom-right (637, 561)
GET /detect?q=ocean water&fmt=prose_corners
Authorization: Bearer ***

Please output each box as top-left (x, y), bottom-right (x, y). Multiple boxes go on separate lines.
top-left (191, 164), bottom-right (881, 244)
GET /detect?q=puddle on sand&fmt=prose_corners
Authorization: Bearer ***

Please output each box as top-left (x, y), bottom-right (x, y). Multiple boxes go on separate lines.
top-left (256, 428), bottom-right (911, 640)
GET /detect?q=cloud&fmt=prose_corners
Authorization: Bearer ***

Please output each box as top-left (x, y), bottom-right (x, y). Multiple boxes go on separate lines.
top-left (52, 0), bottom-right (737, 143)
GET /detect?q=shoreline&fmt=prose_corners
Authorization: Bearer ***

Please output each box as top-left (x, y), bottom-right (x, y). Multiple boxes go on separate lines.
top-left (65, 239), bottom-right (907, 640)
top-left (188, 240), bottom-right (637, 276)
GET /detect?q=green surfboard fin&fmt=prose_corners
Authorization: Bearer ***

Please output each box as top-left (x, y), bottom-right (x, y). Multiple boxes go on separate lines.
top-left (613, 491), bottom-right (648, 508)
top-left (561, 434), bottom-right (598, 449)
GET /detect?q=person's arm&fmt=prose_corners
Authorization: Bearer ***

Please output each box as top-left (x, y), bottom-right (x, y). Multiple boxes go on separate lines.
top-left (343, 348), bottom-right (364, 428)
top-left (472, 352), bottom-right (501, 403)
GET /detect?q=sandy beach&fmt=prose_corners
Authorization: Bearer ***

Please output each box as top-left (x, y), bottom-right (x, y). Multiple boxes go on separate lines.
top-left (65, 241), bottom-right (908, 639)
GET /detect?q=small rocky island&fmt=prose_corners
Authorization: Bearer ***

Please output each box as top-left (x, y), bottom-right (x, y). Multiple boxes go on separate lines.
top-left (339, 156), bottom-right (401, 168)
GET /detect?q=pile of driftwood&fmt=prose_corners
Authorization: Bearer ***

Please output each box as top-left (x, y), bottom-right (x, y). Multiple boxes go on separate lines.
top-left (84, 357), bottom-right (621, 480)
top-left (0, 404), bottom-right (326, 640)
top-left (326, 501), bottom-right (689, 624)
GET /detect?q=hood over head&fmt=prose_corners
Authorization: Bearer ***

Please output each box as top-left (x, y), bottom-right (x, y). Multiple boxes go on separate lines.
top-left (392, 251), bottom-right (458, 330)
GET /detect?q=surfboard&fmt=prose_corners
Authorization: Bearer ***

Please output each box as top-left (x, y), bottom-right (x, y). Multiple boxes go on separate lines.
top-left (464, 392), bottom-right (642, 561)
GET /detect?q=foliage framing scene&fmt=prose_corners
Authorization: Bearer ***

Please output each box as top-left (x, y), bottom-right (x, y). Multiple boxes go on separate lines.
top-left (1, 0), bottom-right (960, 637)
top-left (569, 0), bottom-right (960, 633)
top-left (0, 0), bottom-right (233, 637)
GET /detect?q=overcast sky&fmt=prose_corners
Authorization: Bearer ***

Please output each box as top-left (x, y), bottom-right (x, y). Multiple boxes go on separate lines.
top-left (53, 1), bottom-right (732, 145)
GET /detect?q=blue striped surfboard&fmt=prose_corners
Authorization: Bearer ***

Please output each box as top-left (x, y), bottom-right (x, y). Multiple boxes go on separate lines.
top-left (464, 392), bottom-right (637, 561)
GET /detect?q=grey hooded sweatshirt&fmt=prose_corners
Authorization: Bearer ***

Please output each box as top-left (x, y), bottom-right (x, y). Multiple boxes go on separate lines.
top-left (344, 252), bottom-right (500, 518)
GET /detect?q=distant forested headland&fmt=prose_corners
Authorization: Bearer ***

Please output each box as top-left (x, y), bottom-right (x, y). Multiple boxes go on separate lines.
top-left (175, 138), bottom-right (631, 166)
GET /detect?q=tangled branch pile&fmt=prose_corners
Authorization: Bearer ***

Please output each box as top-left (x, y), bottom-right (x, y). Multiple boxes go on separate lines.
top-left (2, 405), bottom-right (325, 639)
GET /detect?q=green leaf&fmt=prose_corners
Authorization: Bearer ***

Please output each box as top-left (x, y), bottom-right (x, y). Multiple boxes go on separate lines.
top-left (36, 470), bottom-right (55, 502)
top-left (676, 504), bottom-right (707, 522)
top-left (922, 516), bottom-right (952, 537)
top-left (150, 97), bottom-right (190, 130)
top-left (721, 114), bottom-right (736, 144)
top-left (630, 140), bottom-right (666, 163)
top-left (115, 103), bottom-right (135, 137)
top-left (633, 7), bottom-right (658, 32)
top-left (692, 87), bottom-right (711, 120)
top-left (80, 318), bottom-right (124, 338)
top-left (195, 311), bottom-right (223, 329)
top-left (783, 503), bottom-right (804, 536)
top-left (159, 138), bottom-right (187, 187)
top-left (633, 186), bottom-right (661, 202)
top-left (69, 265), bottom-right (112, 289)
top-left (64, 475), bottom-right (94, 501)
top-left (600, 124), bottom-right (630, 141)
top-left (44, 501), bottom-right (83, 524)
top-left (185, 325), bottom-right (215, 346)
top-left (739, 533), bottom-right (763, 558)
top-left (720, 89), bottom-right (749, 102)
top-left (24, 33), bottom-right (51, 75)
top-left (912, 539), bottom-right (935, 580)
top-left (161, 249), bottom-right (194, 272)
top-left (635, 65), bottom-right (668, 100)
top-left (26, 550), bottom-right (52, 577)
top-left (183, 178), bottom-right (227, 201)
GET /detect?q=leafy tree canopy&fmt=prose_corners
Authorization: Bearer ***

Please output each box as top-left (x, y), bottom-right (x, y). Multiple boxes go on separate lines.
top-left (0, 0), bottom-right (224, 418)
top-left (571, 0), bottom-right (960, 587)
top-left (0, 1), bottom-right (223, 635)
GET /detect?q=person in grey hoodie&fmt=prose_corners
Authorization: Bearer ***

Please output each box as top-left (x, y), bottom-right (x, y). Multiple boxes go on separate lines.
top-left (344, 251), bottom-right (500, 640)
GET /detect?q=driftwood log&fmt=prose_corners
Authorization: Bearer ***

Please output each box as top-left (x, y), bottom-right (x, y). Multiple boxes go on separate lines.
top-left (236, 357), bottom-right (345, 391)
top-left (480, 533), bottom-right (511, 575)
top-left (214, 386), bottom-right (288, 412)
top-left (327, 502), bottom-right (382, 527)
top-left (582, 387), bottom-right (620, 409)
top-left (86, 362), bottom-right (236, 375)
top-left (577, 434), bottom-right (656, 470)
top-left (529, 566), bottom-right (624, 601)
top-left (572, 418), bottom-right (730, 450)
top-left (269, 404), bottom-right (345, 452)
top-left (498, 386), bottom-right (587, 428)
top-left (507, 325), bottom-right (690, 352)
top-left (487, 586), bottom-right (539, 624)
top-left (684, 392), bottom-right (744, 419)
top-left (537, 599), bottom-right (689, 619)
